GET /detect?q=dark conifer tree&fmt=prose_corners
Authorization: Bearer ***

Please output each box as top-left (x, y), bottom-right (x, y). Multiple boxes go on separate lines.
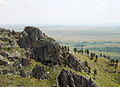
top-left (93, 69), bottom-right (97, 79)
top-left (73, 48), bottom-right (77, 53)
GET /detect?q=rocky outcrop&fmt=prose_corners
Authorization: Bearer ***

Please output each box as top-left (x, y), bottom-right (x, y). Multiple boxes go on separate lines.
top-left (0, 27), bottom-right (97, 87)
top-left (18, 26), bottom-right (47, 49)
top-left (0, 51), bottom-right (31, 76)
top-left (17, 26), bottom-right (87, 72)
top-left (58, 69), bottom-right (96, 87)
top-left (18, 26), bottom-right (64, 65)
top-left (0, 29), bottom-right (18, 48)
top-left (65, 53), bottom-right (82, 72)
top-left (0, 27), bottom-right (87, 73)
top-left (32, 65), bottom-right (46, 79)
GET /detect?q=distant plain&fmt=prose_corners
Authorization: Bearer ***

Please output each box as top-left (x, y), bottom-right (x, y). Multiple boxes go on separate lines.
top-left (42, 27), bottom-right (120, 61)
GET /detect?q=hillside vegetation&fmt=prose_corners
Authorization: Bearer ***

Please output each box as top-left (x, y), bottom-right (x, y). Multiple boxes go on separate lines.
top-left (74, 53), bottom-right (120, 87)
top-left (0, 52), bottom-right (119, 87)
top-left (0, 26), bottom-right (120, 87)
top-left (0, 27), bottom-right (96, 87)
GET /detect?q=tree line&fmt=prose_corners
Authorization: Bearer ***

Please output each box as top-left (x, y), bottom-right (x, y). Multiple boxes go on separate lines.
top-left (73, 47), bottom-right (119, 73)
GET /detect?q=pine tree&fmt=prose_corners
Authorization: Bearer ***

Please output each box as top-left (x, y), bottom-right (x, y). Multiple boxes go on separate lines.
top-left (93, 69), bottom-right (97, 79)
top-left (86, 49), bottom-right (89, 56)
top-left (100, 53), bottom-right (102, 57)
top-left (73, 48), bottom-right (77, 53)
top-left (114, 59), bottom-right (119, 72)
top-left (67, 47), bottom-right (70, 52)
top-left (94, 55), bottom-right (98, 62)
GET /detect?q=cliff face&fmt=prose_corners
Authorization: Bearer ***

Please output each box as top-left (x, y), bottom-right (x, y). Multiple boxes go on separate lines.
top-left (18, 26), bottom-right (65, 65)
top-left (0, 26), bottom-right (96, 87)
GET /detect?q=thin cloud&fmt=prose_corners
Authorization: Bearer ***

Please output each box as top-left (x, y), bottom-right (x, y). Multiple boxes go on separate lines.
top-left (0, 0), bottom-right (7, 5)
top-left (0, 0), bottom-right (120, 24)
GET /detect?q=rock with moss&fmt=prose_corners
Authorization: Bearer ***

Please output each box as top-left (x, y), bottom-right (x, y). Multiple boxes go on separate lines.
top-left (0, 52), bottom-right (9, 58)
top-left (32, 65), bottom-right (46, 79)
top-left (0, 29), bottom-right (17, 48)
top-left (17, 26), bottom-right (88, 72)
top-left (18, 26), bottom-right (64, 65)
top-left (19, 69), bottom-right (27, 77)
top-left (20, 58), bottom-right (30, 67)
top-left (0, 59), bottom-right (9, 66)
top-left (65, 53), bottom-right (82, 72)
top-left (58, 69), bottom-right (96, 87)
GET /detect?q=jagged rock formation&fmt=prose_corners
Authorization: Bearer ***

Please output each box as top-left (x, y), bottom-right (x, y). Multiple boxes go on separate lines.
top-left (58, 69), bottom-right (96, 87)
top-left (0, 28), bottom-right (20, 49)
top-left (65, 53), bottom-right (82, 72)
top-left (0, 26), bottom-right (91, 73)
top-left (18, 26), bottom-right (64, 65)
top-left (17, 26), bottom-right (85, 72)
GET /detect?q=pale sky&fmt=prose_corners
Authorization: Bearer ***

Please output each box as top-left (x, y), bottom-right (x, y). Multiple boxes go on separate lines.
top-left (0, 0), bottom-right (120, 25)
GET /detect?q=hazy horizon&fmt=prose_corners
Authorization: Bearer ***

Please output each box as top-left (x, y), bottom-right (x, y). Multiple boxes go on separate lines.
top-left (1, 24), bottom-right (120, 30)
top-left (0, 24), bottom-right (120, 42)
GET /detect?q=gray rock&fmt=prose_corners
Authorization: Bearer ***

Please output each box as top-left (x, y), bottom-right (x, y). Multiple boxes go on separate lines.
top-left (18, 26), bottom-right (64, 65)
top-left (65, 53), bottom-right (82, 72)
top-left (0, 59), bottom-right (9, 66)
top-left (7, 56), bottom-right (15, 61)
top-left (19, 69), bottom-right (26, 77)
top-left (2, 70), bottom-right (9, 74)
top-left (32, 65), bottom-right (46, 79)
top-left (17, 26), bottom-right (86, 72)
top-left (12, 61), bottom-right (21, 68)
top-left (58, 69), bottom-right (96, 87)
top-left (0, 52), bottom-right (9, 58)
top-left (0, 37), bottom-right (16, 48)
top-left (20, 58), bottom-right (30, 67)
top-left (18, 26), bottom-right (47, 49)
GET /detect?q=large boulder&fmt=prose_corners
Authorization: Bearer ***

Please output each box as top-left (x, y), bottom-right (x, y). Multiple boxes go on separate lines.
top-left (18, 26), bottom-right (47, 49)
top-left (58, 69), bottom-right (96, 87)
top-left (18, 26), bottom-right (64, 65)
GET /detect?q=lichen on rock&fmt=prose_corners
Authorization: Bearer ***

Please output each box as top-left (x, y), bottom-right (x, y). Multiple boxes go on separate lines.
top-left (58, 69), bottom-right (96, 87)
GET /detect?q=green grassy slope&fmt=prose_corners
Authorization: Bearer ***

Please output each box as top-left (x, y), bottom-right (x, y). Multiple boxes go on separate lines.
top-left (74, 53), bottom-right (120, 87)
top-left (0, 50), bottom-right (120, 87)
top-left (0, 58), bottom-right (87, 87)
